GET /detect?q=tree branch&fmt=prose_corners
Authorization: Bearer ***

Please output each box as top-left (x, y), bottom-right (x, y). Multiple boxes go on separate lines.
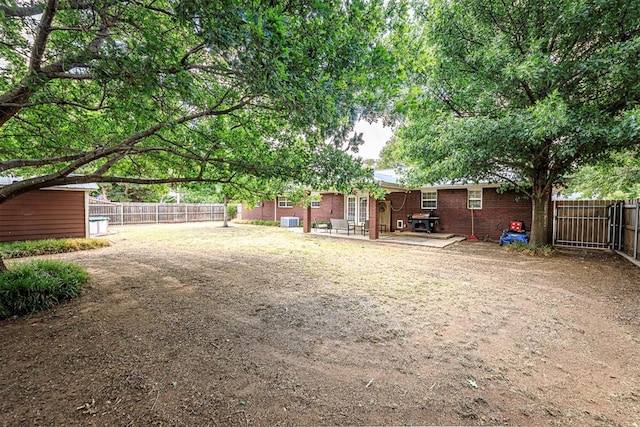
top-left (0, 154), bottom-right (87, 173)
top-left (180, 44), bottom-right (206, 66)
top-left (29, 0), bottom-right (58, 73)
top-left (0, 3), bottom-right (46, 17)
top-left (43, 72), bottom-right (94, 80)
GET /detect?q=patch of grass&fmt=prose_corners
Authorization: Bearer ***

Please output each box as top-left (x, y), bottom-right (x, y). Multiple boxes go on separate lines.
top-left (0, 238), bottom-right (110, 259)
top-left (503, 242), bottom-right (556, 256)
top-left (235, 220), bottom-right (281, 226)
top-left (0, 260), bottom-right (91, 319)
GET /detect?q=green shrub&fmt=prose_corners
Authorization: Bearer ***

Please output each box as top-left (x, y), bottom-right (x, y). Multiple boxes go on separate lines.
top-left (0, 260), bottom-right (91, 319)
top-left (235, 219), bottom-right (281, 226)
top-left (226, 204), bottom-right (238, 218)
top-left (312, 221), bottom-right (330, 229)
top-left (0, 238), bottom-right (110, 259)
top-left (503, 242), bottom-right (556, 256)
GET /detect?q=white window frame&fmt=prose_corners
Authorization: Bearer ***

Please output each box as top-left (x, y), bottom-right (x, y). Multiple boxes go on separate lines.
top-left (346, 195), bottom-right (357, 221)
top-left (421, 190), bottom-right (437, 209)
top-left (277, 197), bottom-right (294, 208)
top-left (311, 200), bottom-right (321, 208)
top-left (467, 188), bottom-right (483, 210)
top-left (358, 196), bottom-right (368, 225)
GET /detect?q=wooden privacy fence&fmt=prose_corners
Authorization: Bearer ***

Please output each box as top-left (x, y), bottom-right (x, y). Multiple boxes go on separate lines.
top-left (610, 200), bottom-right (640, 261)
top-left (89, 199), bottom-right (232, 225)
top-left (553, 199), bottom-right (640, 263)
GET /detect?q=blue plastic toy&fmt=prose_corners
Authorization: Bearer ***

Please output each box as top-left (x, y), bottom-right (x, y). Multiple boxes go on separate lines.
top-left (499, 231), bottom-right (529, 246)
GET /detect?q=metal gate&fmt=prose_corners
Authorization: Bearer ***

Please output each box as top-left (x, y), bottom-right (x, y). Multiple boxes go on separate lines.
top-left (552, 200), bottom-right (614, 249)
top-left (553, 199), bottom-right (640, 262)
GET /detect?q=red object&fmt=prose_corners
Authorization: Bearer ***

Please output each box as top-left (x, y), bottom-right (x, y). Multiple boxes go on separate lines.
top-left (468, 209), bottom-right (479, 241)
top-left (509, 221), bottom-right (524, 232)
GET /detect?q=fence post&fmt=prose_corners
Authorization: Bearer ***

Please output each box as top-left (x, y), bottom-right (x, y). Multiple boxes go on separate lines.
top-left (120, 205), bottom-right (124, 225)
top-left (618, 201), bottom-right (624, 251)
top-left (185, 204), bottom-right (188, 223)
top-left (552, 200), bottom-right (557, 245)
top-left (634, 200), bottom-right (639, 260)
top-left (608, 203), bottom-right (614, 249)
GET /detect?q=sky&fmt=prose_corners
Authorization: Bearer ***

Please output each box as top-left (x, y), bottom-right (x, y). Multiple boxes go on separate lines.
top-left (353, 120), bottom-right (394, 160)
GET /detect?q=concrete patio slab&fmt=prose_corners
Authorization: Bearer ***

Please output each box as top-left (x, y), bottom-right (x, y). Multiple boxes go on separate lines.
top-left (290, 227), bottom-right (467, 248)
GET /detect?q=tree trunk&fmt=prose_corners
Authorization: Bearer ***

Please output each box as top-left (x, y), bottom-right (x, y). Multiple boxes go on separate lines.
top-left (222, 195), bottom-right (229, 227)
top-left (0, 256), bottom-right (7, 273)
top-left (529, 188), bottom-right (552, 246)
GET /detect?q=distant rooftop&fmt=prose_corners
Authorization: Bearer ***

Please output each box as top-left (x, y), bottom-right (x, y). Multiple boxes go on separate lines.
top-left (373, 168), bottom-right (507, 189)
top-left (373, 169), bottom-right (402, 185)
top-left (0, 176), bottom-right (98, 190)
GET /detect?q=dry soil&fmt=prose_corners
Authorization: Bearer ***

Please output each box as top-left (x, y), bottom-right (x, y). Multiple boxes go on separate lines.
top-left (1, 223), bottom-right (639, 426)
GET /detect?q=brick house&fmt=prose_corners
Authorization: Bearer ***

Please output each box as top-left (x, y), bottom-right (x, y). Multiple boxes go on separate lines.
top-left (241, 169), bottom-right (533, 241)
top-left (241, 192), bottom-right (345, 225)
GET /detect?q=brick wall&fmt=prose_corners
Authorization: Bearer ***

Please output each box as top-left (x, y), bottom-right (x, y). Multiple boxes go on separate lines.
top-left (242, 188), bottom-right (532, 240)
top-left (386, 191), bottom-right (421, 231)
top-left (241, 194), bottom-right (345, 223)
top-left (385, 188), bottom-right (532, 239)
top-left (309, 194), bottom-right (344, 222)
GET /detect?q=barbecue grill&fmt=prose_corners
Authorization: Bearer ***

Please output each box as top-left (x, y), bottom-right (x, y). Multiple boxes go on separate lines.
top-left (407, 212), bottom-right (439, 233)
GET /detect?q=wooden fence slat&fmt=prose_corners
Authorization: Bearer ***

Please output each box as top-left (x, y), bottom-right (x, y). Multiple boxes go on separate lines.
top-left (88, 199), bottom-right (233, 226)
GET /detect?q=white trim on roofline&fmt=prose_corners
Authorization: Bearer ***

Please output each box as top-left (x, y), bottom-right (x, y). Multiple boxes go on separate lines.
top-left (0, 176), bottom-right (98, 191)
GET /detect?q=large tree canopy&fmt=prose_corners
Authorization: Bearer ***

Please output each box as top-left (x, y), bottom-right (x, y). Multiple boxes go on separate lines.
top-left (563, 150), bottom-right (640, 199)
top-left (396, 0), bottom-right (640, 245)
top-left (0, 0), bottom-right (398, 204)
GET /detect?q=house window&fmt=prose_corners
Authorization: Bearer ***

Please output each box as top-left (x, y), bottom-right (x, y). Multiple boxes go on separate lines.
top-left (467, 189), bottom-right (482, 209)
top-left (358, 197), bottom-right (368, 224)
top-left (346, 196), bottom-right (356, 221)
top-left (421, 191), bottom-right (437, 209)
top-left (277, 197), bottom-right (293, 208)
top-left (311, 200), bottom-right (320, 208)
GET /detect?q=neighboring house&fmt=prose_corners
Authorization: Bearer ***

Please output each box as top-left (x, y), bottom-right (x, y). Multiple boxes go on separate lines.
top-left (0, 177), bottom-right (98, 242)
top-left (241, 168), bottom-right (533, 241)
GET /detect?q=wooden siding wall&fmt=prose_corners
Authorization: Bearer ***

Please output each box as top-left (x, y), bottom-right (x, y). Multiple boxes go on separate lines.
top-left (0, 190), bottom-right (87, 242)
top-left (242, 194), bottom-right (345, 223)
top-left (387, 188), bottom-right (532, 238)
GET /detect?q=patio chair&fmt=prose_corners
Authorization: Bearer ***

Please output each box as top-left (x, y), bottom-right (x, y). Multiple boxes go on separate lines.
top-left (313, 219), bottom-right (330, 233)
top-left (361, 220), bottom-right (370, 235)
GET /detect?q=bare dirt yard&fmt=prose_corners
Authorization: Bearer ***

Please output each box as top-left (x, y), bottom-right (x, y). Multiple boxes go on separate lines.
top-left (1, 223), bottom-right (640, 426)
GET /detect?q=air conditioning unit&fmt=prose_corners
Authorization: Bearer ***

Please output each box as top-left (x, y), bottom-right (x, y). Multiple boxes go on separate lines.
top-left (280, 216), bottom-right (299, 227)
